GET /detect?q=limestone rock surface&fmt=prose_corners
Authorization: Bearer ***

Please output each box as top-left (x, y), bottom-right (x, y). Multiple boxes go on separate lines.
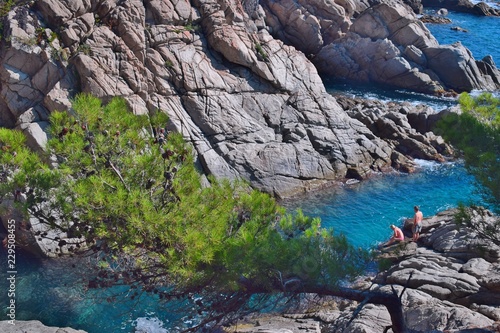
top-left (0, 320), bottom-right (87, 333)
top-left (262, 0), bottom-right (500, 94)
top-left (0, 0), bottom-right (462, 198)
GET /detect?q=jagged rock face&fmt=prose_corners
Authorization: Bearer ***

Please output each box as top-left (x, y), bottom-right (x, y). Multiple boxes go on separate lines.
top-left (421, 0), bottom-right (500, 16)
top-left (379, 208), bottom-right (500, 330)
top-left (261, 0), bottom-right (500, 94)
top-left (0, 0), bottom-right (454, 198)
top-left (334, 95), bottom-right (454, 173)
top-left (402, 0), bottom-right (424, 14)
top-left (259, 0), bottom-right (357, 55)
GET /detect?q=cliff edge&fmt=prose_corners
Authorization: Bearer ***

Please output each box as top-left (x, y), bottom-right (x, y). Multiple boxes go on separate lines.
top-left (0, 0), bottom-right (475, 197)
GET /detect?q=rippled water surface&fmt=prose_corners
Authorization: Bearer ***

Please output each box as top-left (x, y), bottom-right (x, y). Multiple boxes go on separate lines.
top-left (424, 10), bottom-right (500, 63)
top-left (282, 161), bottom-right (484, 248)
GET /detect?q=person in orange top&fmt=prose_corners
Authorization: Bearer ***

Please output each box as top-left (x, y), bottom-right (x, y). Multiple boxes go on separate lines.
top-left (412, 205), bottom-right (423, 241)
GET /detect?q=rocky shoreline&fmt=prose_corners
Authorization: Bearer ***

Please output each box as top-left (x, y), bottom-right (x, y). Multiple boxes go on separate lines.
top-left (228, 207), bottom-right (500, 333)
top-left (1, 0), bottom-right (499, 332)
top-left (1, 92), bottom-right (461, 259)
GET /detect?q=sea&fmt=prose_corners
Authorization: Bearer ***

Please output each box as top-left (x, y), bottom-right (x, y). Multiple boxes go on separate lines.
top-left (1, 7), bottom-right (499, 333)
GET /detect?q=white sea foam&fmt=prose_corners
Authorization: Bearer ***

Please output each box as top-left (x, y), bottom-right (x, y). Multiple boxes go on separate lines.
top-left (134, 317), bottom-right (169, 333)
top-left (470, 89), bottom-right (500, 98)
top-left (413, 159), bottom-right (443, 170)
top-left (469, 0), bottom-right (500, 9)
top-left (328, 84), bottom-right (458, 112)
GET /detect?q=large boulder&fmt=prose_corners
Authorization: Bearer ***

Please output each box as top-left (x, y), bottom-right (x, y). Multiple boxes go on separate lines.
top-left (423, 42), bottom-right (499, 91)
top-left (260, 0), bottom-right (354, 55)
top-left (262, 0), bottom-right (500, 94)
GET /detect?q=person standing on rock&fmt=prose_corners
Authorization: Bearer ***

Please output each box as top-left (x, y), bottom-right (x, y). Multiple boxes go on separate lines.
top-left (412, 205), bottom-right (423, 241)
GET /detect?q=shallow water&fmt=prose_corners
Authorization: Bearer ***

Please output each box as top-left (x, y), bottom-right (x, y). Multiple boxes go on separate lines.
top-left (282, 160), bottom-right (484, 248)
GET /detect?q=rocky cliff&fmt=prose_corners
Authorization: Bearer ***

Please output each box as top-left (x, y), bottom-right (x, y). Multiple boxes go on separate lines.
top-left (0, 0), bottom-right (496, 198)
top-left (262, 0), bottom-right (500, 94)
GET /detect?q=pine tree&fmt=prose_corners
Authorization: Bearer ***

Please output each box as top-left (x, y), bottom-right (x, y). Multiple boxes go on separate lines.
top-left (0, 94), bottom-right (408, 332)
top-left (436, 92), bottom-right (499, 210)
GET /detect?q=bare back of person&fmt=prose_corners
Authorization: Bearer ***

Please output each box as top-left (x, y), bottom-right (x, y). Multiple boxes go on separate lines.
top-left (413, 206), bottom-right (423, 241)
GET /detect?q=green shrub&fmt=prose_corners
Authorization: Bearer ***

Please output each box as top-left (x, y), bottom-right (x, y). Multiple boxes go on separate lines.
top-left (255, 43), bottom-right (268, 60)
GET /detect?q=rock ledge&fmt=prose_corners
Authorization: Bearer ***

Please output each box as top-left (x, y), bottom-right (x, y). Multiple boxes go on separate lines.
top-left (0, 320), bottom-right (87, 333)
top-left (228, 207), bottom-right (500, 333)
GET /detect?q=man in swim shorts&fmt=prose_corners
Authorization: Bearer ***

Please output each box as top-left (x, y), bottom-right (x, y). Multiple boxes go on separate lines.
top-left (412, 205), bottom-right (423, 241)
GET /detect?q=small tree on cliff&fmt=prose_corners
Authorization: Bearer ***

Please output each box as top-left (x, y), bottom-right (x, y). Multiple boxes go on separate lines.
top-left (0, 94), bottom-right (408, 332)
top-left (436, 92), bottom-right (499, 210)
top-left (436, 92), bottom-right (500, 246)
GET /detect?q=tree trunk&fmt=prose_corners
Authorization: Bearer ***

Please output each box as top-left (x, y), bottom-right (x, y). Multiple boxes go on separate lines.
top-left (306, 286), bottom-right (407, 333)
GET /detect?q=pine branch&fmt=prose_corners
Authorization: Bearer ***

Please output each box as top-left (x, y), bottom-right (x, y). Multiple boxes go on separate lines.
top-left (107, 158), bottom-right (129, 192)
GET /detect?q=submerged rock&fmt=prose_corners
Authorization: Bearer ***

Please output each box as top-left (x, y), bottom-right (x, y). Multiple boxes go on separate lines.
top-left (419, 15), bottom-right (452, 24)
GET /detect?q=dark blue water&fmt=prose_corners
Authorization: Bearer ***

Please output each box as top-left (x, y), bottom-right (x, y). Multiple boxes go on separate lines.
top-left (424, 10), bottom-right (500, 64)
top-left (1, 8), bottom-right (498, 333)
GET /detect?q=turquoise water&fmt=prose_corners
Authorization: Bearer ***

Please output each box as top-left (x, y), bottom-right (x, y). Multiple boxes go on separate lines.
top-left (282, 160), bottom-right (484, 248)
top-left (0, 160), bottom-right (486, 332)
top-left (1, 8), bottom-right (498, 333)
top-left (309, 10), bottom-right (499, 249)
top-left (0, 254), bottom-right (177, 332)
